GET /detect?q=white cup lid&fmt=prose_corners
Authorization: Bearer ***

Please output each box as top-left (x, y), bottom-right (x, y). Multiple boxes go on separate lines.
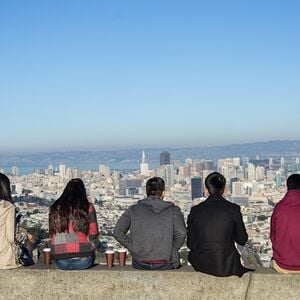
top-left (105, 250), bottom-right (115, 254)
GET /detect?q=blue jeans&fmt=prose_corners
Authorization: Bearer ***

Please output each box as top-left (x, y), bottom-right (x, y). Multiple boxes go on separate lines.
top-left (132, 259), bottom-right (176, 270)
top-left (55, 253), bottom-right (95, 270)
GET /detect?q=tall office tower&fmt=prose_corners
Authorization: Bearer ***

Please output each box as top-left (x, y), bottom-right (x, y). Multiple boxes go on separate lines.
top-left (280, 157), bottom-right (285, 169)
top-left (255, 166), bottom-right (265, 181)
top-left (99, 164), bottom-right (110, 178)
top-left (267, 170), bottom-right (275, 182)
top-left (221, 166), bottom-right (230, 180)
top-left (241, 157), bottom-right (249, 169)
top-left (191, 177), bottom-right (202, 200)
top-left (247, 163), bottom-right (255, 181)
top-left (204, 160), bottom-right (214, 170)
top-left (165, 165), bottom-right (175, 189)
top-left (160, 151), bottom-right (170, 166)
top-left (233, 157), bottom-right (241, 167)
top-left (112, 171), bottom-right (120, 185)
top-left (269, 158), bottom-right (273, 170)
top-left (48, 164), bottom-right (54, 176)
top-left (140, 151), bottom-right (149, 176)
top-left (11, 166), bottom-right (19, 176)
top-left (296, 158), bottom-right (300, 172)
top-left (232, 182), bottom-right (244, 196)
top-left (276, 171), bottom-right (282, 188)
top-left (72, 168), bottom-right (81, 178)
top-left (230, 177), bottom-right (239, 193)
top-left (59, 164), bottom-right (66, 178)
top-left (66, 167), bottom-right (73, 179)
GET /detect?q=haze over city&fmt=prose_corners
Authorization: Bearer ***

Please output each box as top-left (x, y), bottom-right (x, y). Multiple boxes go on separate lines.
top-left (1, 0), bottom-right (299, 154)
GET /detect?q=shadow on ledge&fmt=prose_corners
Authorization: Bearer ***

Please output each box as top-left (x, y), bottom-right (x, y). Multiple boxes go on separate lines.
top-left (1, 265), bottom-right (300, 300)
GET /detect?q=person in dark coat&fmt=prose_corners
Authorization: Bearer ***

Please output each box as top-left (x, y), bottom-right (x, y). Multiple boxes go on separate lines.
top-left (187, 172), bottom-right (251, 277)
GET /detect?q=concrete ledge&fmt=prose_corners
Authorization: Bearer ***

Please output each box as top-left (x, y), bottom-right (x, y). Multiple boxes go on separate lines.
top-left (1, 266), bottom-right (300, 300)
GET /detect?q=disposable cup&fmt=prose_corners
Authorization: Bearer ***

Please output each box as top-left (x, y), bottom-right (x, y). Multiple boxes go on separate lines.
top-left (43, 248), bottom-right (51, 265)
top-left (118, 249), bottom-right (127, 266)
top-left (105, 250), bottom-right (115, 268)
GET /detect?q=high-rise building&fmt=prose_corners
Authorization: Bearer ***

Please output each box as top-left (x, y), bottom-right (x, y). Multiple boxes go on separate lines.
top-left (247, 163), bottom-right (255, 181)
top-left (191, 176), bottom-right (202, 200)
top-left (119, 178), bottom-right (142, 196)
top-left (232, 182), bottom-right (244, 196)
top-left (160, 151), bottom-right (170, 166)
top-left (140, 151), bottom-right (149, 176)
top-left (11, 166), bottom-right (19, 176)
top-left (59, 164), bottom-right (66, 178)
top-left (165, 165), bottom-right (175, 189)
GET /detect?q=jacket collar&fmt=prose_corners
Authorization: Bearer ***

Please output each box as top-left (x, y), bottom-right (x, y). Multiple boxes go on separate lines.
top-left (205, 194), bottom-right (226, 202)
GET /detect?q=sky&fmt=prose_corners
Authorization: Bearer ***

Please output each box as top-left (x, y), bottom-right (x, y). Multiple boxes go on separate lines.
top-left (0, 0), bottom-right (299, 154)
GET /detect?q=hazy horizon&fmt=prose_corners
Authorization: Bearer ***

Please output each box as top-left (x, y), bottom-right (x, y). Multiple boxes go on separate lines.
top-left (1, 1), bottom-right (299, 152)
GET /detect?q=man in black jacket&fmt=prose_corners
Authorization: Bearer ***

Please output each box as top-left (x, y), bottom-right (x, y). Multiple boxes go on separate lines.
top-left (187, 172), bottom-right (251, 277)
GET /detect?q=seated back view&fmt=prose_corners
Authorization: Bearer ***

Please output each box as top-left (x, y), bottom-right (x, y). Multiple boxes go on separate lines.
top-left (49, 178), bottom-right (99, 270)
top-left (187, 172), bottom-right (251, 277)
top-left (270, 174), bottom-right (300, 273)
top-left (113, 177), bottom-right (187, 270)
top-left (0, 173), bottom-right (18, 269)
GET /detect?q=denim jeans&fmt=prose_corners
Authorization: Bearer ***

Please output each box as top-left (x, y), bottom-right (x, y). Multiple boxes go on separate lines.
top-left (55, 253), bottom-right (95, 270)
top-left (132, 259), bottom-right (177, 270)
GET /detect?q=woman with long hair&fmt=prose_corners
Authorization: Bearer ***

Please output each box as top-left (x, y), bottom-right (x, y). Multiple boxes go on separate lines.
top-left (49, 178), bottom-right (99, 270)
top-left (0, 173), bottom-right (18, 269)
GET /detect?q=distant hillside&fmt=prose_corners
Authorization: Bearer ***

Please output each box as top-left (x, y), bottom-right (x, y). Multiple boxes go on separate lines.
top-left (1, 140), bottom-right (300, 168)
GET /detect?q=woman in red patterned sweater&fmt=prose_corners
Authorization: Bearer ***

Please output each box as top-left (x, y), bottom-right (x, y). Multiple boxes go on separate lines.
top-left (49, 178), bottom-right (99, 270)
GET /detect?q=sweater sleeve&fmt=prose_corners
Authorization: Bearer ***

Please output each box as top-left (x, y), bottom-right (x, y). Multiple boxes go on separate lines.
top-left (233, 206), bottom-right (248, 246)
top-left (270, 208), bottom-right (276, 245)
top-left (173, 206), bottom-right (187, 250)
top-left (6, 205), bottom-right (16, 244)
top-left (88, 204), bottom-right (99, 245)
top-left (113, 209), bottom-right (132, 250)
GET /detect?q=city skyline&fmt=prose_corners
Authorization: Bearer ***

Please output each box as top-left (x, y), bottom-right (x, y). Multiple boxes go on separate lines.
top-left (1, 1), bottom-right (300, 152)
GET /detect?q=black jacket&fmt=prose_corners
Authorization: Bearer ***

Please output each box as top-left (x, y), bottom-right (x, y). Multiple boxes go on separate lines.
top-left (187, 194), bottom-right (250, 277)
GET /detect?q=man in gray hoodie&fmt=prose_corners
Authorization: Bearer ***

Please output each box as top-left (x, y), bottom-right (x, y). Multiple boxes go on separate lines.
top-left (113, 177), bottom-right (187, 270)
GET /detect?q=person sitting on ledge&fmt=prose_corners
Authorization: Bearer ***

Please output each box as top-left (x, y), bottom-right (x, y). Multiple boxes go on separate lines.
top-left (49, 178), bottom-right (99, 270)
top-left (187, 172), bottom-right (252, 277)
top-left (270, 174), bottom-right (300, 273)
top-left (113, 177), bottom-right (187, 270)
top-left (0, 173), bottom-right (19, 269)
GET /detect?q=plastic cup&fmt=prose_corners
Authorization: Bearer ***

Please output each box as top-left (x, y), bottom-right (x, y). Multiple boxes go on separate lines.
top-left (43, 248), bottom-right (51, 265)
top-left (105, 250), bottom-right (115, 268)
top-left (118, 249), bottom-right (127, 266)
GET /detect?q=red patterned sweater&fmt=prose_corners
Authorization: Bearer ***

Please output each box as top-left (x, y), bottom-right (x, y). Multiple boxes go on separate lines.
top-left (50, 204), bottom-right (99, 259)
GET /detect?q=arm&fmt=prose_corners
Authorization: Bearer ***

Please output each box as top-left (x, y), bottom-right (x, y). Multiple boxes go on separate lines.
top-left (6, 205), bottom-right (16, 244)
top-left (88, 204), bottom-right (99, 245)
top-left (173, 206), bottom-right (187, 250)
top-left (233, 206), bottom-right (248, 246)
top-left (186, 210), bottom-right (194, 250)
top-left (270, 209), bottom-right (276, 245)
top-left (113, 209), bottom-right (132, 250)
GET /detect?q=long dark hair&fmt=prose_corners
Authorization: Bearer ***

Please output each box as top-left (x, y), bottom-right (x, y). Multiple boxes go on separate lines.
top-left (49, 178), bottom-right (90, 235)
top-left (0, 173), bottom-right (13, 204)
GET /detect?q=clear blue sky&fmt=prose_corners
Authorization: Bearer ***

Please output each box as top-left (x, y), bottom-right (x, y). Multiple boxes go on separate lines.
top-left (0, 0), bottom-right (299, 154)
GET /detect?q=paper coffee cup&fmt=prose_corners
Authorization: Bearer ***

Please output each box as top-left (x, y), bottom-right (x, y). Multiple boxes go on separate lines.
top-left (43, 248), bottom-right (51, 265)
top-left (105, 250), bottom-right (115, 268)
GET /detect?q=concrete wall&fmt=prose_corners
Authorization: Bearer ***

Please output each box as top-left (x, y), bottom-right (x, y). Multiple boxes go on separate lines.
top-left (1, 267), bottom-right (300, 300)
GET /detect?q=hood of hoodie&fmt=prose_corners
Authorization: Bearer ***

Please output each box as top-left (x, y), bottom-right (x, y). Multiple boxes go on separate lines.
top-left (0, 200), bottom-right (14, 216)
top-left (280, 190), bottom-right (300, 207)
top-left (138, 196), bottom-right (174, 214)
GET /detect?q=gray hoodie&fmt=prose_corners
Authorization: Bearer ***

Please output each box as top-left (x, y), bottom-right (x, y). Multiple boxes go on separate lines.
top-left (113, 196), bottom-right (187, 267)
